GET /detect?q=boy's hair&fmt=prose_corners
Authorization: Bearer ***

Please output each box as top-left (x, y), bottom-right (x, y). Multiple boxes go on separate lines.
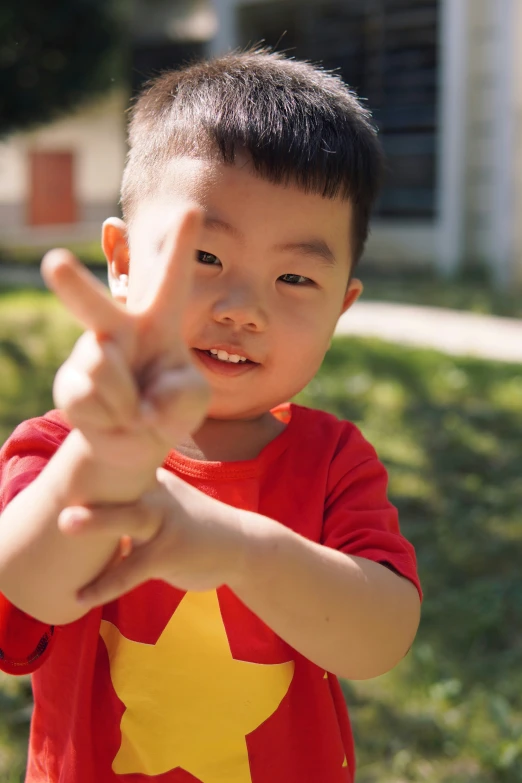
top-left (121, 49), bottom-right (384, 264)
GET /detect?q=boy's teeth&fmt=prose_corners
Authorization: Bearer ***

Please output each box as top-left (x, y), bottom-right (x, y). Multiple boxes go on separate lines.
top-left (209, 348), bottom-right (247, 363)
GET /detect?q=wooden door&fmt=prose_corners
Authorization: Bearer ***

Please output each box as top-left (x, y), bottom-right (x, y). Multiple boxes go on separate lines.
top-left (28, 150), bottom-right (77, 225)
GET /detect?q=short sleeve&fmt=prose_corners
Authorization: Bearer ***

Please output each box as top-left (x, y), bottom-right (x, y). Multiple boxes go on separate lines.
top-left (0, 413), bottom-right (69, 675)
top-left (322, 423), bottom-right (422, 600)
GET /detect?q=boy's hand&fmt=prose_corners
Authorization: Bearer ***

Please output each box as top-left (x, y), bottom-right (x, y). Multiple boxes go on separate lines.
top-left (41, 205), bottom-right (209, 500)
top-left (57, 468), bottom-right (263, 605)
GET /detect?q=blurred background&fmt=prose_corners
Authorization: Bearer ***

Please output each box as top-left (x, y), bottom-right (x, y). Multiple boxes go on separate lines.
top-left (2, 0), bottom-right (522, 299)
top-left (0, 1), bottom-right (521, 782)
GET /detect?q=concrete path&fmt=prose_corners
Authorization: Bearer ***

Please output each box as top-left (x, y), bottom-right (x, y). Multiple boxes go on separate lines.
top-left (1, 265), bottom-right (521, 364)
top-left (335, 301), bottom-right (522, 363)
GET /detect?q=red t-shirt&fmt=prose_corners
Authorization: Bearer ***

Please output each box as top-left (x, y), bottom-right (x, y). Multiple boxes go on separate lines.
top-left (0, 403), bottom-right (421, 783)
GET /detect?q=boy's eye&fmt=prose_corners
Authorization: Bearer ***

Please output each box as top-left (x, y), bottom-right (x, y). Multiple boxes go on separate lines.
top-left (197, 250), bottom-right (221, 266)
top-left (278, 273), bottom-right (314, 286)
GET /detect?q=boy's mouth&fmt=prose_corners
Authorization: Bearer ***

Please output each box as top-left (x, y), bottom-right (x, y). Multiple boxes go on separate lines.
top-left (204, 348), bottom-right (250, 364)
top-left (192, 347), bottom-right (259, 376)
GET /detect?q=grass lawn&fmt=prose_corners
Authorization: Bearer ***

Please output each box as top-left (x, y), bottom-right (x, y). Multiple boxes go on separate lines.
top-left (0, 241), bottom-right (106, 269)
top-left (0, 288), bottom-right (521, 782)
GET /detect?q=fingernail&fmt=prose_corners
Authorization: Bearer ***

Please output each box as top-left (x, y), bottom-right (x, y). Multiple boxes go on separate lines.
top-left (59, 509), bottom-right (86, 531)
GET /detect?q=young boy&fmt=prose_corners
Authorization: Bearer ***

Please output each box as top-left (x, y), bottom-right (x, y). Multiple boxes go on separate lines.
top-left (0, 51), bottom-right (421, 782)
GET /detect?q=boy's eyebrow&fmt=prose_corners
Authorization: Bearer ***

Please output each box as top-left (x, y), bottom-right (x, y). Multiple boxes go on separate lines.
top-left (204, 215), bottom-right (337, 266)
top-left (204, 215), bottom-right (242, 238)
top-left (273, 239), bottom-right (336, 267)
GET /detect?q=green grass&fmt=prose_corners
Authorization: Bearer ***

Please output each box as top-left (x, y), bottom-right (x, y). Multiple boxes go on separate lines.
top-left (0, 289), bottom-right (82, 443)
top-left (297, 341), bottom-right (522, 782)
top-left (1, 288), bottom-right (521, 782)
top-left (0, 241), bottom-right (106, 268)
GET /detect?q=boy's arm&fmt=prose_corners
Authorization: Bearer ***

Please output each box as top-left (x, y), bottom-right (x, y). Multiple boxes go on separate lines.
top-left (59, 471), bottom-right (421, 680)
top-left (0, 429), bottom-right (155, 626)
top-left (0, 207), bottom-right (208, 626)
top-left (230, 517), bottom-right (421, 680)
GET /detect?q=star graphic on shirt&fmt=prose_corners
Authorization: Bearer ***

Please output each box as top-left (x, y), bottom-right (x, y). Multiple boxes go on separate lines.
top-left (99, 590), bottom-right (295, 782)
top-left (324, 672), bottom-right (348, 771)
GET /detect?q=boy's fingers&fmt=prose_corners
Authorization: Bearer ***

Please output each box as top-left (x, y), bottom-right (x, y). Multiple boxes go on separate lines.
top-left (58, 501), bottom-right (163, 543)
top-left (41, 249), bottom-right (131, 342)
top-left (76, 545), bottom-right (153, 607)
top-left (140, 204), bottom-right (202, 340)
top-left (53, 365), bottom-right (117, 431)
top-left (63, 333), bottom-right (141, 429)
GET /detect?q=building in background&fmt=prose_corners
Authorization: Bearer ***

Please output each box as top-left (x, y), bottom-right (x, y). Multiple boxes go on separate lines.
top-left (131, 0), bottom-right (216, 94)
top-left (0, 0), bottom-right (213, 251)
top-left (1, 0), bottom-right (521, 287)
top-left (212, 0), bottom-right (522, 287)
top-left (0, 90), bottom-right (126, 248)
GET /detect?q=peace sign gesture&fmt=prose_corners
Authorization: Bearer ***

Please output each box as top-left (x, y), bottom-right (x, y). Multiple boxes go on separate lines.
top-left (42, 203), bottom-right (209, 503)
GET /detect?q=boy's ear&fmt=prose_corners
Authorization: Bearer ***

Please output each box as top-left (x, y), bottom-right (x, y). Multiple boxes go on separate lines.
top-left (340, 277), bottom-right (363, 316)
top-left (102, 217), bottom-right (130, 302)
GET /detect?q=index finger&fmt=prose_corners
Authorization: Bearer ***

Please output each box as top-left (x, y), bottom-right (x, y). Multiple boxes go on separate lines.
top-left (137, 203), bottom-right (202, 338)
top-left (41, 249), bottom-right (130, 341)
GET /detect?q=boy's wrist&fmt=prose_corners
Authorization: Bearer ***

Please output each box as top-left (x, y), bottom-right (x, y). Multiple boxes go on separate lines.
top-left (56, 429), bottom-right (160, 507)
top-left (225, 508), bottom-right (286, 593)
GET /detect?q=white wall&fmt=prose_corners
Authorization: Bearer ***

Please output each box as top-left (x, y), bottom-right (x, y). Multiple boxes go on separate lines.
top-left (463, 0), bottom-right (522, 287)
top-left (463, 0), bottom-right (498, 264)
top-left (0, 137), bottom-right (26, 202)
top-left (364, 220), bottom-right (437, 267)
top-left (512, 0), bottom-right (522, 286)
top-left (0, 90), bottom-right (126, 214)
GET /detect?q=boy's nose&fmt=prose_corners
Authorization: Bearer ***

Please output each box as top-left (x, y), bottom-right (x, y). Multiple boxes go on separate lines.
top-left (212, 288), bottom-right (268, 331)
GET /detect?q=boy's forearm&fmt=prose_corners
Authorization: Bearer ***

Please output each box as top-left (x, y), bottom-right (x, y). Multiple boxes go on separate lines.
top-left (230, 513), bottom-right (421, 680)
top-left (0, 430), bottom-right (156, 626)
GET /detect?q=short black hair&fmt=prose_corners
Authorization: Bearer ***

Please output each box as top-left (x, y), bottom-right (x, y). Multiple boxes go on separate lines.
top-left (121, 49), bottom-right (384, 264)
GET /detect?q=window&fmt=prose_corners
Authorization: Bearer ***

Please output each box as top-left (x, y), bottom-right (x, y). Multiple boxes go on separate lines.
top-left (237, 0), bottom-right (439, 218)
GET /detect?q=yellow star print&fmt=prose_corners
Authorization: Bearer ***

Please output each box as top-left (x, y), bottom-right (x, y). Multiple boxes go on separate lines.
top-left (100, 590), bottom-right (295, 782)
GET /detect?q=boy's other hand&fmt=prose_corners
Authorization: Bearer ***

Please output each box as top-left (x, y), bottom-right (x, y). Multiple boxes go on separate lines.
top-left (41, 205), bottom-right (209, 487)
top-left (58, 468), bottom-right (258, 605)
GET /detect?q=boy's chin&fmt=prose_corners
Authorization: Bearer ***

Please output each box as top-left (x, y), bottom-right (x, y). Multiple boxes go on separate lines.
top-left (204, 407), bottom-right (266, 422)
top-left (204, 397), bottom-right (278, 422)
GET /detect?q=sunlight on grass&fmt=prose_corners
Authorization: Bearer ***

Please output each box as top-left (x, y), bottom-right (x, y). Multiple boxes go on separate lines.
top-left (0, 289), bottom-right (81, 443)
top-left (297, 337), bottom-right (522, 783)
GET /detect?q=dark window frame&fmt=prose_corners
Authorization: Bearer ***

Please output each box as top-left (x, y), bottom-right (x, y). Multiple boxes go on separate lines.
top-left (237, 0), bottom-right (439, 219)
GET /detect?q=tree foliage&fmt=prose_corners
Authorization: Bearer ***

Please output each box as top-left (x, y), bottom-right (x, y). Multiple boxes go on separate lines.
top-left (0, 0), bottom-right (125, 138)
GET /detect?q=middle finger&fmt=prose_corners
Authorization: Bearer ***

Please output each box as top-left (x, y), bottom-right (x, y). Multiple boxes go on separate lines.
top-left (137, 203), bottom-right (202, 347)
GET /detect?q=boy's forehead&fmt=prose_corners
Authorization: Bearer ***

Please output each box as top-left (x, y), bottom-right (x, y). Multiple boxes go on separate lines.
top-left (130, 154), bottom-right (354, 262)
top-left (160, 155), bottom-right (221, 201)
top-left (128, 156), bottom-right (219, 245)
top-left (142, 152), bottom-right (353, 212)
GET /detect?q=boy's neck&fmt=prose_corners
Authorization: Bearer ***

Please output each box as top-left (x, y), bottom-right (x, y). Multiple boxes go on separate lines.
top-left (175, 412), bottom-right (287, 462)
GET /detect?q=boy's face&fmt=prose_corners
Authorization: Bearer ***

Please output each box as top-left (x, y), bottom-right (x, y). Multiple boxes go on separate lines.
top-left (105, 157), bottom-right (362, 420)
